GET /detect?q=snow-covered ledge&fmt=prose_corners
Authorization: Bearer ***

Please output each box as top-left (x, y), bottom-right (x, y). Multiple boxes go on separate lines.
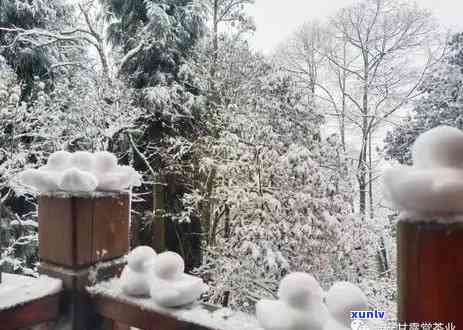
top-left (88, 277), bottom-right (261, 330)
top-left (384, 126), bottom-right (463, 327)
top-left (0, 273), bottom-right (62, 328)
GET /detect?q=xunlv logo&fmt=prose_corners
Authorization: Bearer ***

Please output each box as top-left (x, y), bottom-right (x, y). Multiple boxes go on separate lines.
top-left (350, 310), bottom-right (385, 319)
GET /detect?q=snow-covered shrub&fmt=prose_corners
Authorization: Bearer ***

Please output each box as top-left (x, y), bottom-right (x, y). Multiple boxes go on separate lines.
top-left (0, 57), bottom-right (142, 274)
top-left (192, 67), bottom-right (370, 310)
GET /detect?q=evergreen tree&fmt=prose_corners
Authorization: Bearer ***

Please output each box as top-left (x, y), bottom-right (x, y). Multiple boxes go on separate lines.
top-left (384, 32), bottom-right (463, 164)
top-left (100, 0), bottom-right (208, 268)
top-left (0, 0), bottom-right (74, 99)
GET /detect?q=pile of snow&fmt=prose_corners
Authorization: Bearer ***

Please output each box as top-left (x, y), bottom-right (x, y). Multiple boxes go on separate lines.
top-left (383, 125), bottom-right (463, 216)
top-left (18, 150), bottom-right (142, 193)
top-left (119, 246), bottom-right (207, 308)
top-left (0, 273), bottom-right (62, 311)
top-left (256, 272), bottom-right (368, 330)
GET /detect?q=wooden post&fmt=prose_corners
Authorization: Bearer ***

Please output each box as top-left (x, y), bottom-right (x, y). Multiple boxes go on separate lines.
top-left (398, 219), bottom-right (463, 327)
top-left (38, 192), bottom-right (130, 330)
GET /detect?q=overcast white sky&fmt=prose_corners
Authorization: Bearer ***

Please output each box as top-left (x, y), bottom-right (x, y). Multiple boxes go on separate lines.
top-left (247, 0), bottom-right (463, 54)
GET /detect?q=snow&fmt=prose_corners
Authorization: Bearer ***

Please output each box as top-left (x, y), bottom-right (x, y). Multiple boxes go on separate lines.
top-left (0, 273), bottom-right (62, 311)
top-left (150, 251), bottom-right (206, 307)
top-left (19, 169), bottom-right (60, 192)
top-left (277, 272), bottom-right (324, 308)
top-left (383, 125), bottom-right (463, 216)
top-left (94, 151), bottom-right (119, 173)
top-left (120, 246), bottom-right (157, 296)
top-left (43, 150), bottom-right (72, 171)
top-left (127, 246), bottom-right (157, 272)
top-left (256, 273), bottom-right (328, 330)
top-left (18, 150), bottom-right (142, 193)
top-left (153, 251), bottom-right (185, 279)
top-left (411, 125), bottom-right (463, 169)
top-left (87, 278), bottom-right (262, 330)
top-left (71, 151), bottom-right (96, 172)
top-left (150, 275), bottom-right (207, 308)
top-left (324, 282), bottom-right (368, 329)
top-left (59, 168), bottom-right (98, 192)
top-left (120, 266), bottom-right (151, 297)
top-left (119, 249), bottom-right (206, 307)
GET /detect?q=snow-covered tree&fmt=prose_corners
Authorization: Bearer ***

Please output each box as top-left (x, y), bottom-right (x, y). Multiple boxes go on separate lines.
top-left (0, 0), bottom-right (77, 99)
top-left (384, 32), bottom-right (463, 164)
top-left (184, 41), bottom-right (373, 309)
top-left (0, 53), bottom-right (141, 274)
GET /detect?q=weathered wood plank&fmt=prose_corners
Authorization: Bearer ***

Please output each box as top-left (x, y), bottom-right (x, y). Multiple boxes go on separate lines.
top-left (0, 293), bottom-right (61, 330)
top-left (92, 195), bottom-right (130, 264)
top-left (38, 193), bottom-right (129, 268)
top-left (398, 220), bottom-right (463, 327)
top-left (38, 196), bottom-right (74, 266)
top-left (101, 318), bottom-right (131, 330)
top-left (93, 296), bottom-right (215, 330)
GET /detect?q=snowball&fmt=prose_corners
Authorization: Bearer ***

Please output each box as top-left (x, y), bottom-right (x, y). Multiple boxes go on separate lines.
top-left (117, 165), bottom-right (142, 187)
top-left (120, 266), bottom-right (151, 297)
top-left (97, 166), bottom-right (142, 191)
top-left (256, 298), bottom-right (327, 330)
top-left (45, 150), bottom-right (72, 171)
top-left (278, 272), bottom-right (324, 308)
top-left (94, 151), bottom-right (118, 173)
top-left (322, 317), bottom-right (350, 330)
top-left (19, 169), bottom-right (60, 192)
top-left (70, 151), bottom-right (95, 172)
top-left (153, 251), bottom-right (185, 280)
top-left (383, 164), bottom-right (463, 214)
top-left (256, 300), bottom-right (298, 330)
top-left (150, 274), bottom-right (206, 307)
top-left (383, 125), bottom-right (463, 215)
top-left (58, 168), bottom-right (98, 192)
top-left (97, 173), bottom-right (127, 191)
top-left (149, 251), bottom-right (205, 307)
top-left (127, 246), bottom-right (157, 273)
top-left (412, 126), bottom-right (463, 169)
top-left (18, 151), bottom-right (142, 194)
top-left (325, 282), bottom-right (368, 327)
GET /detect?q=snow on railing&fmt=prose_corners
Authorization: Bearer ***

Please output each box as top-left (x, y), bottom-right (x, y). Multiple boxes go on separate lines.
top-left (384, 125), bottom-right (463, 327)
top-left (0, 273), bottom-right (62, 329)
top-left (4, 131), bottom-right (463, 330)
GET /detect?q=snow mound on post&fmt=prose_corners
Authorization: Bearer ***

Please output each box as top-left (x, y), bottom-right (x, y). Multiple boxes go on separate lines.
top-left (18, 150), bottom-right (142, 193)
top-left (383, 125), bottom-right (463, 216)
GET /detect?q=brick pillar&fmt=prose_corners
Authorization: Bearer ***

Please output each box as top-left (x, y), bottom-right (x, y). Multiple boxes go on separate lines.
top-left (38, 192), bottom-right (130, 330)
top-left (398, 219), bottom-right (463, 327)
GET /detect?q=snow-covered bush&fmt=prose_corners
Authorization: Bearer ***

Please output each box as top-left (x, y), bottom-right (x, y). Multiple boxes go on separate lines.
top-left (191, 65), bottom-right (371, 310)
top-left (0, 57), bottom-right (142, 274)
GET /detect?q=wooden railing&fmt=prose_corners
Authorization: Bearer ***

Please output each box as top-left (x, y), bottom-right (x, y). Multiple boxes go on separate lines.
top-left (89, 279), bottom-right (260, 330)
top-left (2, 192), bottom-right (463, 329)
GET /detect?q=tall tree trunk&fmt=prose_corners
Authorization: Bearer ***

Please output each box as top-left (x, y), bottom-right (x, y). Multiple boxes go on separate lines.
top-left (340, 41), bottom-right (348, 152)
top-left (368, 133), bottom-right (374, 220)
top-left (358, 50), bottom-right (369, 219)
top-left (211, 0), bottom-right (219, 83)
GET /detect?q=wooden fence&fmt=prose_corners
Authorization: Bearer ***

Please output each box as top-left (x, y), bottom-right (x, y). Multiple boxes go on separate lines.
top-left (1, 192), bottom-right (462, 329)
